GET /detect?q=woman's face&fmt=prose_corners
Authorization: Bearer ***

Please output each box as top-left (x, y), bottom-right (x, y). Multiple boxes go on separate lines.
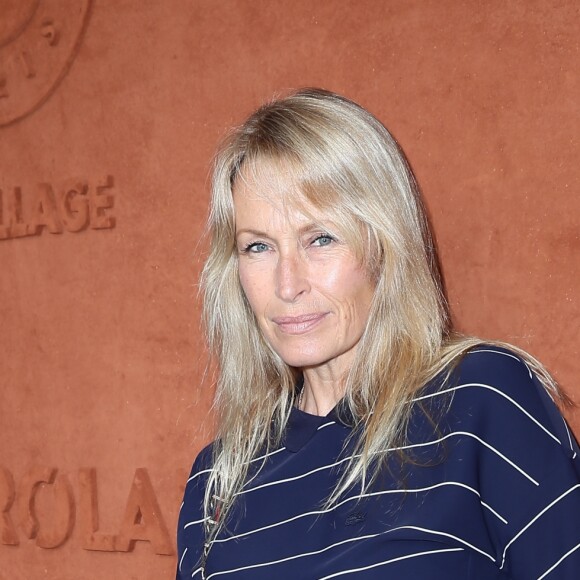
top-left (233, 173), bottom-right (375, 376)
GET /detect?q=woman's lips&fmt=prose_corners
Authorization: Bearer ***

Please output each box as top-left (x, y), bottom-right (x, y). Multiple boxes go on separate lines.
top-left (272, 313), bottom-right (328, 335)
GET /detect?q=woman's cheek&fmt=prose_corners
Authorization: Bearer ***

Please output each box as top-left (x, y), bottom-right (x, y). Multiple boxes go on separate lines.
top-left (239, 265), bottom-right (271, 314)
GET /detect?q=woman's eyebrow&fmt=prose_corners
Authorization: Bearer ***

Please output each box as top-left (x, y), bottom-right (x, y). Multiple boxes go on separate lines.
top-left (236, 221), bottom-right (337, 238)
top-left (235, 228), bottom-right (272, 238)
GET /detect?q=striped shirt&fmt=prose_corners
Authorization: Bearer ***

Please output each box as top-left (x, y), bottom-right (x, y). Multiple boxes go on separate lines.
top-left (177, 348), bottom-right (580, 579)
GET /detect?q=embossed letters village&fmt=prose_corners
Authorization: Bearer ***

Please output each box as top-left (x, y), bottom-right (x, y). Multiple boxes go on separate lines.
top-left (0, 175), bottom-right (116, 241)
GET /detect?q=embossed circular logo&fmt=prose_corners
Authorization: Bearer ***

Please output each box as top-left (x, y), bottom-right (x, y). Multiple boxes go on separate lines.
top-left (0, 0), bottom-right (92, 127)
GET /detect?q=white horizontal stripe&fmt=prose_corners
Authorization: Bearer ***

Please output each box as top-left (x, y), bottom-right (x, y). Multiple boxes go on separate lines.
top-left (249, 446), bottom-right (286, 463)
top-left (207, 527), bottom-right (471, 579)
top-left (213, 491), bottom-right (358, 543)
top-left (500, 484), bottom-right (580, 569)
top-left (408, 431), bottom-right (540, 486)
top-left (361, 481), bottom-right (507, 524)
top-left (467, 348), bottom-right (533, 379)
top-left (392, 525), bottom-right (495, 562)
top-left (392, 431), bottom-right (539, 486)
top-left (237, 429), bottom-right (537, 496)
top-left (178, 547), bottom-right (187, 572)
top-left (184, 516), bottom-right (209, 529)
top-left (246, 422), bottom-right (334, 475)
top-left (186, 447), bottom-right (288, 494)
top-left (236, 454), bottom-right (353, 496)
top-left (206, 530), bottom-right (389, 579)
top-left (318, 547), bottom-right (465, 579)
top-left (537, 541), bottom-right (580, 579)
top-left (188, 424), bottom-right (336, 484)
top-left (215, 479), bottom-right (505, 544)
top-left (187, 468), bottom-right (213, 484)
top-left (412, 382), bottom-right (561, 445)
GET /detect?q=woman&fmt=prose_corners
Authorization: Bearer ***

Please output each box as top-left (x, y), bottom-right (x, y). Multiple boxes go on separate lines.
top-left (177, 88), bottom-right (580, 579)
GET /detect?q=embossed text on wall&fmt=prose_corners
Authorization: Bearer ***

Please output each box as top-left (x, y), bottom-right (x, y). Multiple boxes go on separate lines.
top-left (0, 466), bottom-right (182, 555)
top-left (0, 175), bottom-right (116, 240)
top-left (0, 0), bottom-right (92, 127)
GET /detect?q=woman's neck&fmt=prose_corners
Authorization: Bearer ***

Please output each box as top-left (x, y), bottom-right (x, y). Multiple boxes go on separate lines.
top-left (300, 367), bottom-right (347, 416)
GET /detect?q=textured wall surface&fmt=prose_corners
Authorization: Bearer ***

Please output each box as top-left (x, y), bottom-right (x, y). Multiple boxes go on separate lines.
top-left (0, 1), bottom-right (578, 578)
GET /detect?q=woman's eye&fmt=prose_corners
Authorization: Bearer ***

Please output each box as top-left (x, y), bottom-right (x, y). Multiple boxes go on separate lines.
top-left (311, 235), bottom-right (334, 247)
top-left (245, 242), bottom-right (269, 253)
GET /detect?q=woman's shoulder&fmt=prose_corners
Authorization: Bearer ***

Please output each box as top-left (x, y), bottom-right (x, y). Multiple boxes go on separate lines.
top-left (408, 345), bottom-right (580, 578)
top-left (428, 344), bottom-right (555, 409)
top-left (424, 344), bottom-right (578, 463)
top-left (443, 344), bottom-right (539, 390)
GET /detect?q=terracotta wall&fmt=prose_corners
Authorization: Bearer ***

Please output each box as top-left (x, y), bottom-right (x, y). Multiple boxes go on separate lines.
top-left (1, 1), bottom-right (578, 578)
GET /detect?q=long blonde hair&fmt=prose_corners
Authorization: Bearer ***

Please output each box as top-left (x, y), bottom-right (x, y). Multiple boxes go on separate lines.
top-left (200, 88), bottom-right (562, 537)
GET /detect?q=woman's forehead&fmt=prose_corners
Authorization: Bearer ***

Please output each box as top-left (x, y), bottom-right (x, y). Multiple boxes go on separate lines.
top-left (233, 159), bottom-right (313, 216)
top-left (234, 156), bottom-right (300, 200)
top-left (233, 173), bottom-right (330, 232)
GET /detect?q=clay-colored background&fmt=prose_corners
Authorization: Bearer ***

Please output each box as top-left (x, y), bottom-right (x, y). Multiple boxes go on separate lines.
top-left (1, 1), bottom-right (578, 578)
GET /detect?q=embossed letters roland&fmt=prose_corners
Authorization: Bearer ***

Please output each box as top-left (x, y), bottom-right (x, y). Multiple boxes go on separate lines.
top-left (0, 466), bottom-right (177, 556)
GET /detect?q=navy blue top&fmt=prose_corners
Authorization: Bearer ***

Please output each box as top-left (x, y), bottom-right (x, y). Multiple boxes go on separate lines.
top-left (177, 348), bottom-right (580, 579)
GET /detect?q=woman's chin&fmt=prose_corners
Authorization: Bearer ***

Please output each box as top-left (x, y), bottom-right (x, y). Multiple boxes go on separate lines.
top-left (275, 348), bottom-right (330, 370)
top-left (272, 342), bottom-right (356, 374)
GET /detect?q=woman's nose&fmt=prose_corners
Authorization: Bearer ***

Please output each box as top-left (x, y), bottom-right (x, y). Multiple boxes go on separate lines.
top-left (275, 252), bottom-right (310, 302)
